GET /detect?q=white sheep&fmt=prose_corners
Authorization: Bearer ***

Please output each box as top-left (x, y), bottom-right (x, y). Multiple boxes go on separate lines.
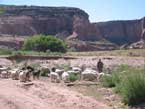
top-left (50, 72), bottom-right (60, 83)
top-left (0, 66), bottom-right (8, 78)
top-left (67, 70), bottom-right (76, 74)
top-left (72, 67), bottom-right (82, 73)
top-left (81, 68), bottom-right (98, 81)
top-left (11, 69), bottom-right (19, 80)
top-left (1, 71), bottom-right (9, 78)
top-left (19, 70), bottom-right (27, 82)
top-left (62, 72), bottom-right (69, 83)
top-left (55, 69), bottom-right (64, 79)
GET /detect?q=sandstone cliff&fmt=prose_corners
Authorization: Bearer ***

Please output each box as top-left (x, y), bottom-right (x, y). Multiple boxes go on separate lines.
top-left (0, 5), bottom-right (88, 36)
top-left (72, 15), bottom-right (143, 44)
top-left (72, 15), bottom-right (145, 48)
top-left (0, 5), bottom-right (144, 51)
top-left (142, 17), bottom-right (145, 40)
top-left (92, 19), bottom-right (142, 45)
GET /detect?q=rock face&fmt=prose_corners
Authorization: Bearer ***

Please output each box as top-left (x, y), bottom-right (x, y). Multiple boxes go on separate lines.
top-left (74, 18), bottom-right (143, 45)
top-left (142, 17), bottom-right (145, 40)
top-left (0, 5), bottom-right (144, 51)
top-left (93, 20), bottom-right (142, 45)
top-left (0, 5), bottom-right (88, 36)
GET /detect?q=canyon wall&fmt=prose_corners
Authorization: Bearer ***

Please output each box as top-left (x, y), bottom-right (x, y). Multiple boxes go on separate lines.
top-left (0, 5), bottom-right (144, 50)
top-left (0, 5), bottom-right (88, 36)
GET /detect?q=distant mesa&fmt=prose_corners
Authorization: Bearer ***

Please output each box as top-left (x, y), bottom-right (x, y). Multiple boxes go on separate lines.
top-left (0, 5), bottom-right (144, 51)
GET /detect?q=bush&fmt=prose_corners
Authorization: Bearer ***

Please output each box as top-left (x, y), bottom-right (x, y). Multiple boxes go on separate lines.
top-left (23, 34), bottom-right (67, 53)
top-left (41, 71), bottom-right (49, 77)
top-left (40, 68), bottom-right (50, 77)
top-left (102, 64), bottom-right (145, 105)
top-left (102, 65), bottom-right (129, 88)
top-left (102, 75), bottom-right (115, 87)
top-left (120, 72), bottom-right (145, 105)
top-left (69, 73), bottom-right (78, 82)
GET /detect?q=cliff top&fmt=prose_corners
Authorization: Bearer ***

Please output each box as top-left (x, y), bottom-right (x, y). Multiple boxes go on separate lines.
top-left (0, 5), bottom-right (88, 18)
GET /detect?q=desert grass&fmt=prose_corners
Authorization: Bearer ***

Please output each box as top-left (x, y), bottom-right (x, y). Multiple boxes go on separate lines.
top-left (102, 65), bottom-right (145, 105)
top-left (67, 49), bottom-right (145, 57)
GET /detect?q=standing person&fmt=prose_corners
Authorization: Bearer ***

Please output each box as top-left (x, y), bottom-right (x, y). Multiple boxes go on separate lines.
top-left (97, 59), bottom-right (104, 73)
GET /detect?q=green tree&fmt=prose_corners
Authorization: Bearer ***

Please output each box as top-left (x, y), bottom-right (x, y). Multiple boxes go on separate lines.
top-left (23, 35), bottom-right (67, 53)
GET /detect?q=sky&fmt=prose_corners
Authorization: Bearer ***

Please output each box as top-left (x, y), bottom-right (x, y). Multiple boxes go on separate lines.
top-left (0, 0), bottom-right (145, 22)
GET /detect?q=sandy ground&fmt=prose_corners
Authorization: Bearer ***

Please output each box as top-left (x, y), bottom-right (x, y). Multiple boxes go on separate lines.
top-left (0, 79), bottom-right (112, 109)
top-left (39, 56), bottom-right (145, 69)
top-left (0, 56), bottom-right (144, 68)
top-left (0, 58), bottom-right (13, 66)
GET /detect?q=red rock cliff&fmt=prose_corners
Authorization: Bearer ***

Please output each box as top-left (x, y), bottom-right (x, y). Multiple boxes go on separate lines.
top-left (0, 5), bottom-right (144, 46)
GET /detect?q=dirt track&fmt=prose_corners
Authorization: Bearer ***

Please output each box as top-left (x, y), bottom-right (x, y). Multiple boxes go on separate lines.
top-left (0, 79), bottom-right (112, 109)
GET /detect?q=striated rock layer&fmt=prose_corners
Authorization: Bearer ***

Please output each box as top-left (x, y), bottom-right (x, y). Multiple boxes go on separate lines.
top-left (0, 5), bottom-right (145, 50)
top-left (0, 5), bottom-right (88, 36)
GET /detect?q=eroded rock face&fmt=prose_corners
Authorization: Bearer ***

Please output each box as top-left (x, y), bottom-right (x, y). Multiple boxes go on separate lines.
top-left (73, 16), bottom-right (102, 41)
top-left (73, 19), bottom-right (143, 45)
top-left (71, 17), bottom-right (144, 50)
top-left (0, 5), bottom-right (144, 51)
top-left (0, 5), bottom-right (88, 36)
top-left (94, 20), bottom-right (142, 45)
top-left (142, 17), bottom-right (145, 40)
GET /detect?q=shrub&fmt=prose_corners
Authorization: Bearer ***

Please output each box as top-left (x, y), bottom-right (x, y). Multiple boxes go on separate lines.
top-left (41, 71), bottom-right (49, 77)
top-left (102, 75), bottom-right (115, 87)
top-left (23, 34), bottom-right (67, 53)
top-left (120, 72), bottom-right (145, 105)
top-left (102, 72), bottom-right (122, 88)
top-left (102, 64), bottom-right (145, 105)
top-left (40, 68), bottom-right (50, 77)
top-left (101, 65), bottom-right (129, 88)
top-left (69, 73), bottom-right (78, 82)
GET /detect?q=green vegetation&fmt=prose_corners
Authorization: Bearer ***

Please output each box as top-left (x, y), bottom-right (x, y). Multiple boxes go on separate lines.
top-left (121, 72), bottom-right (145, 105)
top-left (67, 49), bottom-right (145, 57)
top-left (0, 49), bottom-right (64, 56)
top-left (102, 65), bottom-right (145, 105)
top-left (0, 46), bottom-right (145, 58)
top-left (41, 70), bottom-right (49, 77)
top-left (12, 50), bottom-right (63, 56)
top-left (102, 65), bottom-right (129, 88)
top-left (69, 73), bottom-right (78, 82)
top-left (23, 34), bottom-right (67, 53)
top-left (0, 7), bottom-right (5, 14)
top-left (0, 49), bottom-right (13, 55)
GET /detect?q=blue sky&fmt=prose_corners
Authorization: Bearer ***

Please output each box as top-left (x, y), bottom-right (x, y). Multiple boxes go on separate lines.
top-left (0, 0), bottom-right (145, 22)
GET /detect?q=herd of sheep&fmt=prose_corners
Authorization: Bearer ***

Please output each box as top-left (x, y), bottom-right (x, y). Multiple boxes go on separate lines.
top-left (0, 65), bottom-right (110, 83)
top-left (49, 67), bottom-right (106, 83)
top-left (0, 65), bottom-right (40, 82)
